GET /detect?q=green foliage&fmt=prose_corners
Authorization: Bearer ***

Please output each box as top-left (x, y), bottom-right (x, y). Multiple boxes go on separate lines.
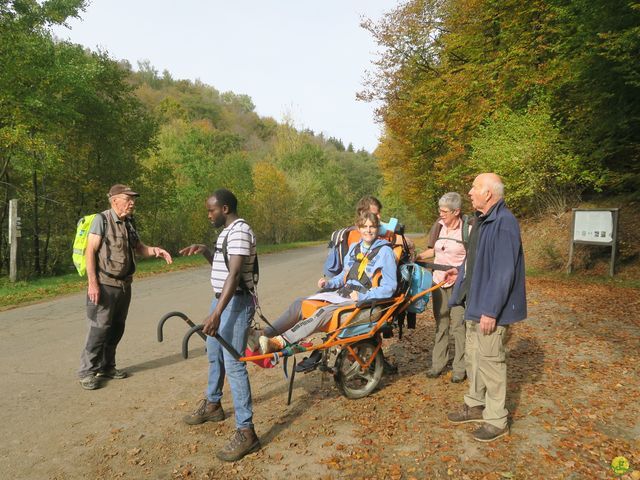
top-left (1, 0), bottom-right (154, 276)
top-left (469, 103), bottom-right (603, 214)
top-left (1, 5), bottom-right (399, 279)
top-left (251, 162), bottom-right (296, 244)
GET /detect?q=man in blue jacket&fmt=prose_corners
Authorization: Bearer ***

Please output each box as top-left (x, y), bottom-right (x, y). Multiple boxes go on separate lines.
top-left (445, 173), bottom-right (527, 442)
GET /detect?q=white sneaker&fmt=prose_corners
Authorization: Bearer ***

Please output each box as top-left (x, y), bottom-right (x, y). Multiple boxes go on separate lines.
top-left (258, 335), bottom-right (284, 354)
top-left (247, 328), bottom-right (261, 351)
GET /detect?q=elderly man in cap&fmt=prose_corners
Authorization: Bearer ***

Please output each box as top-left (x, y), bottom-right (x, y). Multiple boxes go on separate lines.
top-left (78, 184), bottom-right (173, 390)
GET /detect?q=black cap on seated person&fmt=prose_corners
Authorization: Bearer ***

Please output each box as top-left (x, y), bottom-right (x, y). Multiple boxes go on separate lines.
top-left (108, 184), bottom-right (139, 198)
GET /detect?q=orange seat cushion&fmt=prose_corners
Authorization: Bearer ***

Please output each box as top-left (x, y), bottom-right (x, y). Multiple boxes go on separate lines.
top-left (301, 299), bottom-right (330, 319)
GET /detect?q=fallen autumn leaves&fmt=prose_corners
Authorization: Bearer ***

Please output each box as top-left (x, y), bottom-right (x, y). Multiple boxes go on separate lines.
top-left (85, 277), bottom-right (639, 480)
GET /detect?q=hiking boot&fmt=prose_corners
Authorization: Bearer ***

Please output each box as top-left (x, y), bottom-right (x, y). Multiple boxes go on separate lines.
top-left (426, 369), bottom-right (443, 379)
top-left (216, 427), bottom-right (261, 462)
top-left (447, 404), bottom-right (485, 424)
top-left (295, 349), bottom-right (322, 373)
top-left (451, 372), bottom-right (467, 383)
top-left (79, 373), bottom-right (100, 390)
top-left (183, 398), bottom-right (225, 425)
top-left (97, 367), bottom-right (128, 379)
top-left (472, 423), bottom-right (509, 442)
top-left (258, 335), bottom-right (284, 354)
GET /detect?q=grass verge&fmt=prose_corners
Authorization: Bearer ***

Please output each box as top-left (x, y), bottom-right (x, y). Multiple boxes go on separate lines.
top-left (0, 241), bottom-right (323, 311)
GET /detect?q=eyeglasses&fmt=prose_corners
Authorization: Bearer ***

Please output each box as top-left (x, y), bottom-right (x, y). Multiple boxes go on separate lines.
top-left (116, 195), bottom-right (136, 204)
top-left (438, 208), bottom-right (453, 215)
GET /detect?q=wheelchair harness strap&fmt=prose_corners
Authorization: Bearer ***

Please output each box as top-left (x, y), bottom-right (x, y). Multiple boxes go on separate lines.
top-left (337, 242), bottom-right (386, 295)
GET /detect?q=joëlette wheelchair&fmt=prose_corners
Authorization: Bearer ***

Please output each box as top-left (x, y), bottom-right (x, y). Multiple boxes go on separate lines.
top-left (230, 233), bottom-right (450, 401)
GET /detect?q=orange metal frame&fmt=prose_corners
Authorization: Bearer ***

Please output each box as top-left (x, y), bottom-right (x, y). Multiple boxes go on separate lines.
top-left (239, 280), bottom-right (446, 365)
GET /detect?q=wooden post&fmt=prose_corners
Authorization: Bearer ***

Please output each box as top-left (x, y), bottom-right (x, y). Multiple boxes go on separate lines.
top-left (567, 209), bottom-right (576, 274)
top-left (8, 199), bottom-right (19, 282)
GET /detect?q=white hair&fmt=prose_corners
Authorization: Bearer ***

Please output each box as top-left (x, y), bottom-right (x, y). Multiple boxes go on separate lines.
top-left (478, 174), bottom-right (504, 198)
top-left (488, 178), bottom-right (504, 198)
top-left (438, 192), bottom-right (462, 211)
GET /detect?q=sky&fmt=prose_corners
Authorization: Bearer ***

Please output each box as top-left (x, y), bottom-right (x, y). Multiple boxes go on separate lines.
top-left (52, 0), bottom-right (398, 153)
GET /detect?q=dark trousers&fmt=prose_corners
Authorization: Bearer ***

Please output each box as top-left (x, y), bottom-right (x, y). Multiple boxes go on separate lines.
top-left (78, 283), bottom-right (132, 377)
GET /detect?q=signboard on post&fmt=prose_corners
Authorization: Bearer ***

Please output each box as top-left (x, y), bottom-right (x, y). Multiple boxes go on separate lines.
top-left (567, 208), bottom-right (618, 276)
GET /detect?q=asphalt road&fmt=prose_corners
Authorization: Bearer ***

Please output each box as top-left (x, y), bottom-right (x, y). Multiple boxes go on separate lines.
top-left (0, 244), bottom-right (328, 479)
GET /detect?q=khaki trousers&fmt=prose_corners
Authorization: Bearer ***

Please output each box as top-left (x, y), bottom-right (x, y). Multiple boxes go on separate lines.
top-left (464, 321), bottom-right (509, 429)
top-left (430, 286), bottom-right (466, 375)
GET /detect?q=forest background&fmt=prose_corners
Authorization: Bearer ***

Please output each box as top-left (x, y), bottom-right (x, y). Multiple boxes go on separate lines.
top-left (1, 0), bottom-right (639, 280)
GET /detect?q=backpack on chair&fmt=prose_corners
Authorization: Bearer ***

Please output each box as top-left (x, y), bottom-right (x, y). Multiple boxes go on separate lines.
top-left (322, 226), bottom-right (356, 278)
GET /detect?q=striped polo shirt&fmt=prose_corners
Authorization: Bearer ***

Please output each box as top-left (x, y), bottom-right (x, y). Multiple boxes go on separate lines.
top-left (210, 219), bottom-right (256, 293)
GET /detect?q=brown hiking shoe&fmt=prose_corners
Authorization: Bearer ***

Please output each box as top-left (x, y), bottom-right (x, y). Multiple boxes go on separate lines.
top-left (472, 423), bottom-right (509, 442)
top-left (447, 404), bottom-right (485, 424)
top-left (216, 427), bottom-right (261, 462)
top-left (183, 398), bottom-right (225, 425)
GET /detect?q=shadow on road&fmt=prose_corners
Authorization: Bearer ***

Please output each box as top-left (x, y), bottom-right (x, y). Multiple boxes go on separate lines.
top-left (507, 336), bottom-right (544, 415)
top-left (126, 349), bottom-right (206, 374)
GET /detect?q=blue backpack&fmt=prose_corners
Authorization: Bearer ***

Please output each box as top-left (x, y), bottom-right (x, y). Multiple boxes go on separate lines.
top-left (400, 263), bottom-right (432, 313)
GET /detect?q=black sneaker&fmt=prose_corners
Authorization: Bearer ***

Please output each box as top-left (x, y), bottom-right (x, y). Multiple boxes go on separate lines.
top-left (295, 350), bottom-right (322, 373)
top-left (79, 374), bottom-right (100, 390)
top-left (97, 367), bottom-right (127, 379)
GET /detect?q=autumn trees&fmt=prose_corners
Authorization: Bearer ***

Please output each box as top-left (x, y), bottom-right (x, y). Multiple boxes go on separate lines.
top-left (1, 0), bottom-right (156, 275)
top-left (362, 0), bottom-right (640, 219)
top-left (1, 1), bottom-right (385, 278)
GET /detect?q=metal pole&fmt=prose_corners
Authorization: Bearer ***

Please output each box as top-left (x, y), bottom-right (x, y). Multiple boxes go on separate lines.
top-left (8, 199), bottom-right (18, 282)
top-left (610, 209), bottom-right (619, 277)
top-left (567, 209), bottom-right (576, 274)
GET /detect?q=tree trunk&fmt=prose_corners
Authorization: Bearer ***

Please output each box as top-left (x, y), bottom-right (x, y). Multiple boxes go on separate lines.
top-left (32, 169), bottom-right (41, 275)
top-left (0, 175), bottom-right (7, 273)
top-left (42, 175), bottom-right (50, 274)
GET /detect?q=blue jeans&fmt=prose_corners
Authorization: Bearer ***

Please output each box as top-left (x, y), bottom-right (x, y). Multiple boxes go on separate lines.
top-left (205, 294), bottom-right (255, 429)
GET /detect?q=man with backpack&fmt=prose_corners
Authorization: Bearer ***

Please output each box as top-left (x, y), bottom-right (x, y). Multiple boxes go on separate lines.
top-left (78, 184), bottom-right (173, 391)
top-left (180, 189), bottom-right (260, 462)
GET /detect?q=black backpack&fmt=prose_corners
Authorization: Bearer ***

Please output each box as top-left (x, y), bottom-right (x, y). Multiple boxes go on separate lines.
top-left (322, 226), bottom-right (356, 278)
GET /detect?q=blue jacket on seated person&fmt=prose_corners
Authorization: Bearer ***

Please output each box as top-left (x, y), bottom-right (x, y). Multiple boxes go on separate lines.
top-left (325, 238), bottom-right (398, 303)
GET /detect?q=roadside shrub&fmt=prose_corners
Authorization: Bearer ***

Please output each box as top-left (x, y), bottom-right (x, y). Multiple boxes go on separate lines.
top-left (470, 102), bottom-right (602, 215)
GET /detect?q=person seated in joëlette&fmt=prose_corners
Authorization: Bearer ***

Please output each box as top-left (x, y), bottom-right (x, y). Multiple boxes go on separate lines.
top-left (255, 212), bottom-right (397, 368)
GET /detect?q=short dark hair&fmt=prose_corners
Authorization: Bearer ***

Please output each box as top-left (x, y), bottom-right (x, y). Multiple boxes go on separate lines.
top-left (211, 189), bottom-right (238, 213)
top-left (356, 195), bottom-right (382, 216)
